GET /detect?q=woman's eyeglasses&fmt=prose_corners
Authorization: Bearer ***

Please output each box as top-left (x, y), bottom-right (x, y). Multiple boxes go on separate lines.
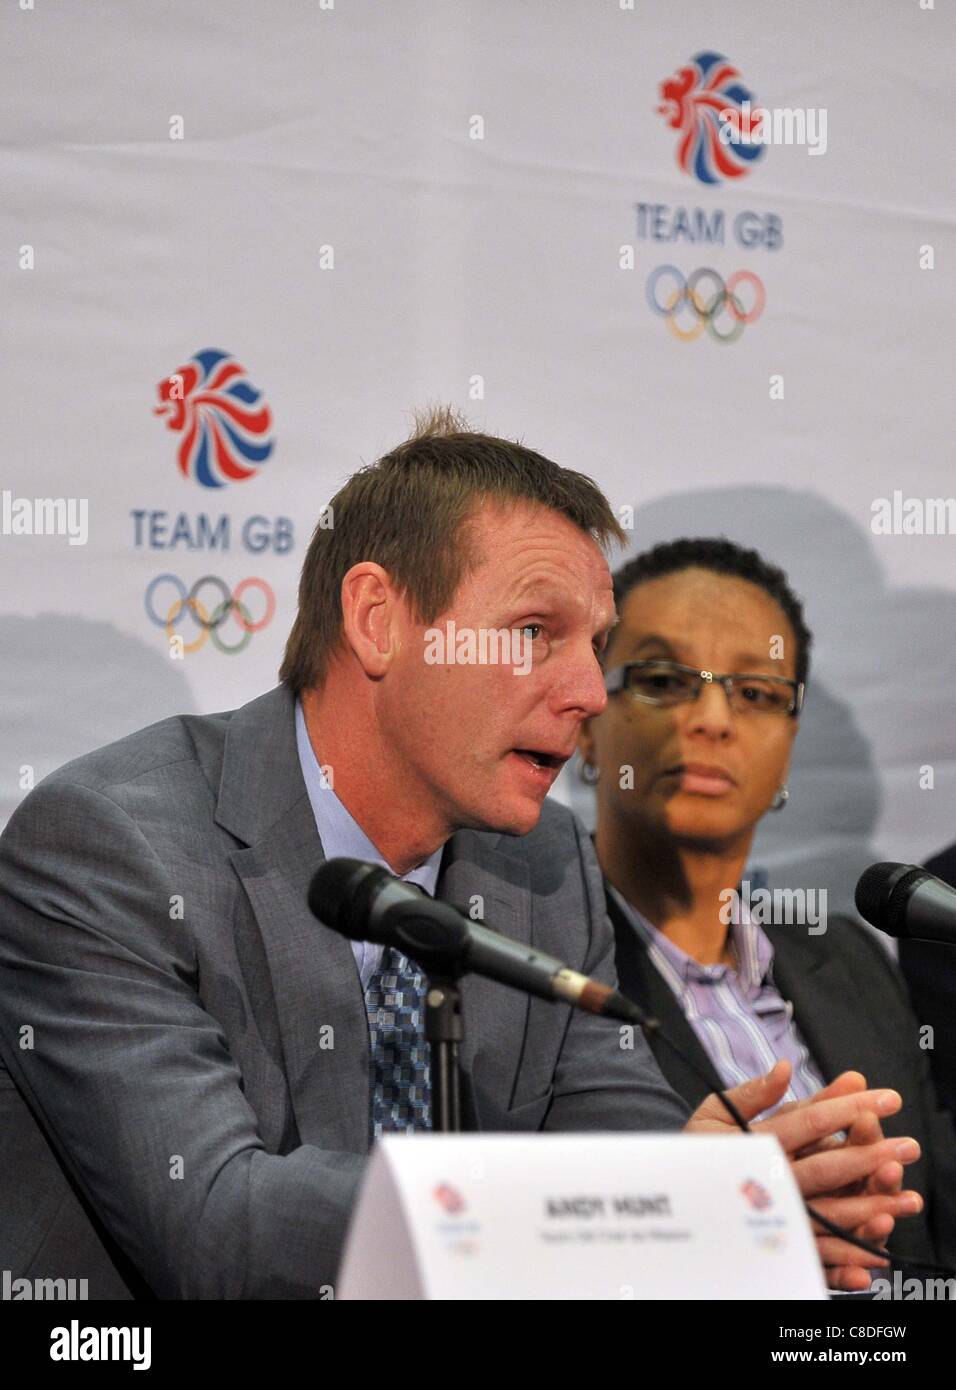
top-left (604, 660), bottom-right (804, 716)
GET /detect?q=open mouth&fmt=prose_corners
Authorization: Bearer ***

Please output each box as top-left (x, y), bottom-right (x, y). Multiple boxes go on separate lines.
top-left (511, 749), bottom-right (565, 771)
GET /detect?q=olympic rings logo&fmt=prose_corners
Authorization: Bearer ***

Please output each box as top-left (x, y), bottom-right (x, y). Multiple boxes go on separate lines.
top-left (646, 266), bottom-right (766, 344)
top-left (144, 574), bottom-right (276, 654)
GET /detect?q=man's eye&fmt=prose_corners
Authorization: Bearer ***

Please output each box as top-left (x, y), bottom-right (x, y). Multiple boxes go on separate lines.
top-left (520, 624), bottom-right (542, 640)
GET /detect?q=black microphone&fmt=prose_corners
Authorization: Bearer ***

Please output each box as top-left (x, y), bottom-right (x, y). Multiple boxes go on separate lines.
top-left (308, 857), bottom-right (655, 1028)
top-left (855, 861), bottom-right (956, 946)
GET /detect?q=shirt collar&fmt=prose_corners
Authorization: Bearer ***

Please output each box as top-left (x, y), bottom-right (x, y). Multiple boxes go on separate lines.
top-left (607, 878), bottom-right (774, 995)
top-left (294, 698), bottom-right (444, 895)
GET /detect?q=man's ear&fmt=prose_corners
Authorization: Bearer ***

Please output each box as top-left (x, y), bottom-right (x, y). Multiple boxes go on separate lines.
top-left (340, 562), bottom-right (395, 677)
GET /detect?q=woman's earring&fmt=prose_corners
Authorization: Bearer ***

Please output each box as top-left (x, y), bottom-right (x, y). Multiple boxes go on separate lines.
top-left (578, 758), bottom-right (600, 785)
top-left (770, 784), bottom-right (789, 811)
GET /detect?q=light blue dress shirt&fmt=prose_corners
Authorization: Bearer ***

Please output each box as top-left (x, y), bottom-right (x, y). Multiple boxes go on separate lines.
top-left (294, 699), bottom-right (444, 989)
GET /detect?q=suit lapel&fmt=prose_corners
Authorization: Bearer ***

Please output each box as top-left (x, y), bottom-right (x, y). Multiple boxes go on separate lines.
top-left (767, 926), bottom-right (886, 1086)
top-left (436, 831), bottom-right (534, 1110)
top-left (230, 813), bottom-right (371, 1153)
top-left (605, 886), bottom-right (720, 1108)
top-left (216, 686), bottom-right (369, 1152)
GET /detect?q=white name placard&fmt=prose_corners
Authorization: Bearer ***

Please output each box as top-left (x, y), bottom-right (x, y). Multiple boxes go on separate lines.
top-left (338, 1133), bottom-right (826, 1300)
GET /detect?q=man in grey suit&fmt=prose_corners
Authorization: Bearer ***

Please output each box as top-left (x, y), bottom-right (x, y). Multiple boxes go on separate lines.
top-left (0, 409), bottom-right (922, 1298)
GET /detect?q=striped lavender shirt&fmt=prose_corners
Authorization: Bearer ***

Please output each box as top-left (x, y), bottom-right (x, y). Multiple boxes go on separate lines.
top-left (607, 883), bottom-right (825, 1116)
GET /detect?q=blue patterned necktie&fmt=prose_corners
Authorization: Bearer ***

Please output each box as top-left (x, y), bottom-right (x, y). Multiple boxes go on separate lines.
top-left (364, 939), bottom-right (432, 1139)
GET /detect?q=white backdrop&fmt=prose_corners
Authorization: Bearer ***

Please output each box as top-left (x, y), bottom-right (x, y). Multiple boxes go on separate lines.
top-left (2, 0), bottom-right (954, 915)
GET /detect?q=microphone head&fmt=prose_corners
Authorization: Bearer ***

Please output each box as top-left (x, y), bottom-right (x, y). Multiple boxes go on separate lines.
top-left (308, 857), bottom-right (376, 937)
top-left (854, 861), bottom-right (927, 935)
top-left (308, 856), bottom-right (470, 968)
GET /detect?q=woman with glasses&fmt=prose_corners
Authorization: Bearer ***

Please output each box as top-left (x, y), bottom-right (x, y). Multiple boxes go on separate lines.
top-left (577, 537), bottom-right (956, 1272)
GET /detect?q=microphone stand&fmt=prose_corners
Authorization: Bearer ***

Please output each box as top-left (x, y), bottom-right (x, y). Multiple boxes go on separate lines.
top-left (424, 973), bottom-right (464, 1132)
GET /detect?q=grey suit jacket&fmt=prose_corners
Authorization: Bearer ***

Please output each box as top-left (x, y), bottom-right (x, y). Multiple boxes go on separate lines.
top-left (0, 683), bottom-right (688, 1299)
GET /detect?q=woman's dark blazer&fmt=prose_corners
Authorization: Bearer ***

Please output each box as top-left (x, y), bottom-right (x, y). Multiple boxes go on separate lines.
top-left (606, 882), bottom-right (956, 1273)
